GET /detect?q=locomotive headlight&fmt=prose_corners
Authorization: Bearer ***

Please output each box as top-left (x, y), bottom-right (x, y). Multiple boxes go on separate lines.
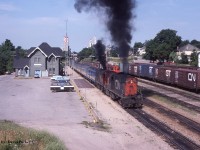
top-left (131, 80), bottom-right (133, 83)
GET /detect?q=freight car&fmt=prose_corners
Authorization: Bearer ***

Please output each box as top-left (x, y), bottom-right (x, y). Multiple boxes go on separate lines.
top-left (128, 63), bottom-right (200, 92)
top-left (72, 61), bottom-right (143, 108)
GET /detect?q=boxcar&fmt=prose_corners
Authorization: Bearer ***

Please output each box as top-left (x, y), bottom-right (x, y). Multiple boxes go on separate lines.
top-left (174, 68), bottom-right (200, 91)
top-left (129, 63), bottom-right (140, 76)
top-left (155, 67), bottom-right (175, 84)
top-left (137, 63), bottom-right (156, 79)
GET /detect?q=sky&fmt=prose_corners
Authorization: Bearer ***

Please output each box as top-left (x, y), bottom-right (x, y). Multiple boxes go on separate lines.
top-left (0, 0), bottom-right (200, 52)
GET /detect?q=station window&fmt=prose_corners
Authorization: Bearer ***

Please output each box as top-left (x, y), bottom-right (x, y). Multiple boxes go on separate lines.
top-left (34, 58), bottom-right (37, 63)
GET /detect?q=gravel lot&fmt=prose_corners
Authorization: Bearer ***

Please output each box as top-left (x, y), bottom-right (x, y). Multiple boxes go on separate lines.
top-left (0, 73), bottom-right (173, 150)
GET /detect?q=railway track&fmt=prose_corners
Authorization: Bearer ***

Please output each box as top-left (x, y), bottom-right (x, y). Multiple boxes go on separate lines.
top-left (72, 66), bottom-right (200, 149)
top-left (139, 79), bottom-right (200, 113)
top-left (144, 98), bottom-right (200, 134)
top-left (138, 78), bottom-right (200, 101)
top-left (126, 109), bottom-right (200, 150)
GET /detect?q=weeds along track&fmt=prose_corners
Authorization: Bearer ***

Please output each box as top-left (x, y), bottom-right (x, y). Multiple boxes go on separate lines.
top-left (126, 109), bottom-right (200, 150)
top-left (138, 78), bottom-right (200, 101)
top-left (138, 79), bottom-right (200, 113)
top-left (144, 98), bottom-right (200, 134)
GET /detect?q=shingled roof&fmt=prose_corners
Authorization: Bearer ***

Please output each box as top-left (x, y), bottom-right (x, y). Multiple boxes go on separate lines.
top-left (178, 44), bottom-right (200, 52)
top-left (27, 42), bottom-right (64, 58)
top-left (13, 57), bottom-right (30, 69)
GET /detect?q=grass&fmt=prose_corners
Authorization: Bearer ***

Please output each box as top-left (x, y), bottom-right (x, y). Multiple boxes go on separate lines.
top-left (0, 120), bottom-right (67, 150)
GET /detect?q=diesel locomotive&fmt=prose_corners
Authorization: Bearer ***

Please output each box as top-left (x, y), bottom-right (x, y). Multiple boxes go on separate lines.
top-left (71, 61), bottom-right (143, 108)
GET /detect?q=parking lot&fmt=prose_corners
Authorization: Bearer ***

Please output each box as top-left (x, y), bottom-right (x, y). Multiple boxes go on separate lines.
top-left (0, 74), bottom-right (172, 150)
top-left (0, 75), bottom-right (93, 149)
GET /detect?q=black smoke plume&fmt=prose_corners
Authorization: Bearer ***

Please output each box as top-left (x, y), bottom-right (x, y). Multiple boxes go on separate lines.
top-left (74, 0), bottom-right (136, 59)
top-left (94, 40), bottom-right (106, 70)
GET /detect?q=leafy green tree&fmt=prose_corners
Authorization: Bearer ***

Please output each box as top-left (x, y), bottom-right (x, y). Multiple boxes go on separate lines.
top-left (15, 46), bottom-right (26, 57)
top-left (179, 40), bottom-right (190, 47)
top-left (109, 46), bottom-right (119, 57)
top-left (143, 40), bottom-right (157, 62)
top-left (144, 29), bottom-right (181, 62)
top-left (110, 49), bottom-right (118, 57)
top-left (190, 50), bottom-right (198, 66)
top-left (190, 40), bottom-right (200, 49)
top-left (133, 42), bottom-right (144, 55)
top-left (180, 53), bottom-right (188, 64)
top-left (77, 47), bottom-right (94, 61)
top-left (169, 51), bottom-right (178, 62)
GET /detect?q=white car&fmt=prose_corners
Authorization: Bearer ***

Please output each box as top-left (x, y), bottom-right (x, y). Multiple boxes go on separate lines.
top-left (50, 79), bottom-right (74, 92)
top-left (51, 75), bottom-right (63, 81)
top-left (51, 75), bottom-right (70, 81)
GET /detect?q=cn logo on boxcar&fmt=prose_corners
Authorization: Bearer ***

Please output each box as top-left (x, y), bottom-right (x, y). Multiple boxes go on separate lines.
top-left (188, 73), bottom-right (196, 82)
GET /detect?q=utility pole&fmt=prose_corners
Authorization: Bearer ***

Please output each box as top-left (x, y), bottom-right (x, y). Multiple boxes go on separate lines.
top-left (64, 19), bottom-right (69, 75)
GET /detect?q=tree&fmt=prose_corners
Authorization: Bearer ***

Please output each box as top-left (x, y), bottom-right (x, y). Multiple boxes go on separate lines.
top-left (109, 46), bottom-right (119, 57)
top-left (190, 50), bottom-right (198, 66)
top-left (180, 53), bottom-right (188, 64)
top-left (179, 40), bottom-right (189, 48)
top-left (0, 39), bottom-right (15, 74)
top-left (15, 46), bottom-right (26, 58)
top-left (133, 42), bottom-right (144, 55)
top-left (110, 49), bottom-right (118, 57)
top-left (169, 51), bottom-right (178, 62)
top-left (191, 40), bottom-right (200, 49)
top-left (77, 47), bottom-right (94, 61)
top-left (143, 40), bottom-right (157, 62)
top-left (144, 29), bottom-right (181, 62)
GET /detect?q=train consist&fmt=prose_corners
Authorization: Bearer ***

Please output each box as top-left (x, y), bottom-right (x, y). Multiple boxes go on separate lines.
top-left (85, 61), bottom-right (200, 92)
top-left (71, 61), bottom-right (143, 108)
top-left (129, 63), bottom-right (200, 92)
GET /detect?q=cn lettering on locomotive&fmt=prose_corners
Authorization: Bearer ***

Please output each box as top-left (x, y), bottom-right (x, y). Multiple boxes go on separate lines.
top-left (115, 80), bottom-right (120, 90)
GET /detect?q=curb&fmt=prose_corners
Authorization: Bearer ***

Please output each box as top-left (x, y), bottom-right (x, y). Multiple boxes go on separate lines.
top-left (70, 75), bottom-right (100, 123)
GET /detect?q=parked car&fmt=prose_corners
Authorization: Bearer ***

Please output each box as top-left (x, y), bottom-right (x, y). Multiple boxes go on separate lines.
top-left (50, 79), bottom-right (74, 92)
top-left (51, 75), bottom-right (62, 81)
top-left (51, 75), bottom-right (70, 82)
top-left (34, 74), bottom-right (40, 78)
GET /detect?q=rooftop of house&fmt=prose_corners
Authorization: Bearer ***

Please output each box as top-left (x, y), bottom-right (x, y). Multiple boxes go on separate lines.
top-left (13, 42), bottom-right (64, 69)
top-left (13, 57), bottom-right (30, 69)
top-left (27, 42), bottom-right (64, 58)
top-left (178, 44), bottom-right (200, 52)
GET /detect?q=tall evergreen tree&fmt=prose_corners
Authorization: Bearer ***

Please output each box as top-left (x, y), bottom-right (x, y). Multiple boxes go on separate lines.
top-left (0, 39), bottom-right (15, 74)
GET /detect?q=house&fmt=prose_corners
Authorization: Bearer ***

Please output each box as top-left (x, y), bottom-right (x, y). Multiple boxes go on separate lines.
top-left (13, 42), bottom-right (64, 77)
top-left (177, 44), bottom-right (200, 61)
top-left (137, 47), bottom-right (146, 56)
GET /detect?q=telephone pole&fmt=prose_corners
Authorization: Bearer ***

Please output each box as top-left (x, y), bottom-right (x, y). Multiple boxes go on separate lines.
top-left (64, 19), bottom-right (69, 75)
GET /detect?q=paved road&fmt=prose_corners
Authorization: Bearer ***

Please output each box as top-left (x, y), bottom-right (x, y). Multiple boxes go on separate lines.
top-left (0, 75), bottom-right (91, 149)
